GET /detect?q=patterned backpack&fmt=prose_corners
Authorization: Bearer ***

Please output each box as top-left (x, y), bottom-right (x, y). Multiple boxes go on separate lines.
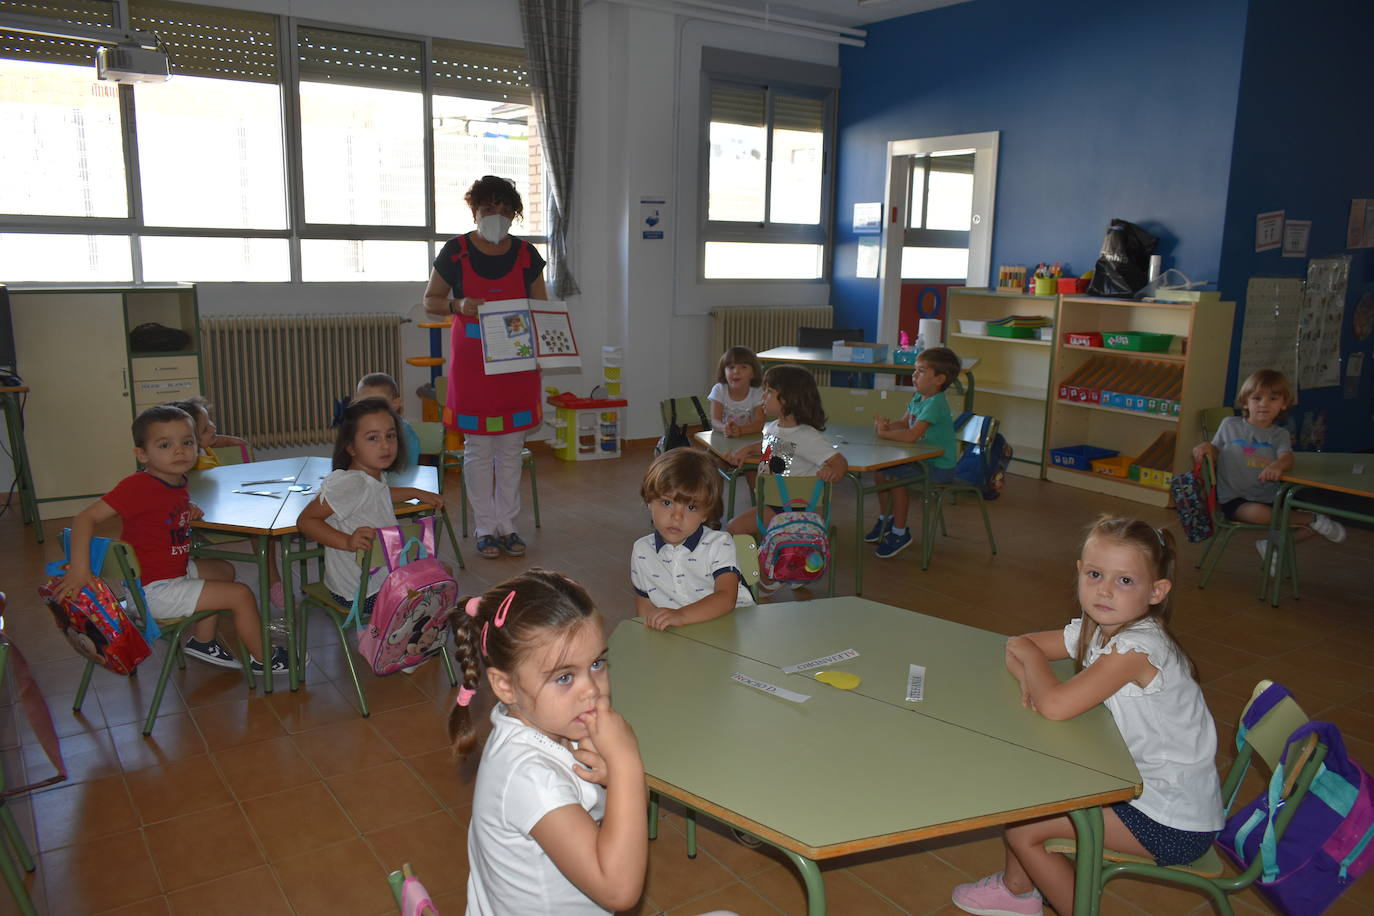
top-left (38, 530), bottom-right (156, 676)
top-left (347, 517), bottom-right (459, 676)
top-left (1171, 461), bottom-right (1215, 542)
top-left (1219, 683), bottom-right (1374, 915)
top-left (758, 477), bottom-right (829, 584)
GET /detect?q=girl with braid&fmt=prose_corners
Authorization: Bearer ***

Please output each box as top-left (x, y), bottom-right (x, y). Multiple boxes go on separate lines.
top-left (449, 570), bottom-right (647, 915)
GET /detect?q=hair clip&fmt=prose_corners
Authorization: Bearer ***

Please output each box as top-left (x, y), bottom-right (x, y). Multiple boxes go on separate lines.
top-left (330, 396), bottom-right (350, 428)
top-left (1153, 526), bottom-right (1167, 548)
top-left (464, 597), bottom-right (481, 618)
top-left (456, 686), bottom-right (477, 707)
top-left (493, 590), bottom-right (515, 628)
top-left (481, 621), bottom-right (489, 656)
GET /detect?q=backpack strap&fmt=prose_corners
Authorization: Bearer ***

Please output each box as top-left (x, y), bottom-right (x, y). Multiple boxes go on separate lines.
top-left (1257, 722), bottom-right (1350, 884)
top-left (690, 396), bottom-right (709, 428)
top-left (668, 399), bottom-right (679, 429)
top-left (378, 521), bottom-right (434, 573)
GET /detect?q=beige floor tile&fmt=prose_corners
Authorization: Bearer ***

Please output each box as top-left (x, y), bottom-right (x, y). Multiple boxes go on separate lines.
top-left (165, 865), bottom-right (293, 916)
top-left (327, 759), bottom-right (442, 832)
top-left (142, 802), bottom-right (264, 892)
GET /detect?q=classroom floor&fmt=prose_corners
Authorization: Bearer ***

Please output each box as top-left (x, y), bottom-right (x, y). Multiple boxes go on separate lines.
top-left (0, 440), bottom-right (1370, 916)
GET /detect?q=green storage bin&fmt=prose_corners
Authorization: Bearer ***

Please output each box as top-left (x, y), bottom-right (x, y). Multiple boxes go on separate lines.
top-left (987, 325), bottom-right (1036, 338)
top-left (1102, 331), bottom-right (1174, 352)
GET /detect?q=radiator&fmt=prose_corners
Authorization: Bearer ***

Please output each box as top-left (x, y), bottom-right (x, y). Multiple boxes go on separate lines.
top-left (709, 305), bottom-right (834, 383)
top-left (201, 314), bottom-right (402, 448)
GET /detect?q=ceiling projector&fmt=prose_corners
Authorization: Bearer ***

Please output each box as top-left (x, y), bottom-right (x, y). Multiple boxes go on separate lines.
top-left (96, 43), bottom-right (171, 83)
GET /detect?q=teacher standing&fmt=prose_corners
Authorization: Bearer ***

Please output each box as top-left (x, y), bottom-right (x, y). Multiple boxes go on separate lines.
top-left (424, 175), bottom-right (547, 560)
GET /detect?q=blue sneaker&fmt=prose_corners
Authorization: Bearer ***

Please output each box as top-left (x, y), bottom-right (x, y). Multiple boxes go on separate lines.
top-left (875, 528), bottom-right (913, 559)
top-left (863, 516), bottom-right (891, 543)
top-left (499, 532), bottom-right (527, 556)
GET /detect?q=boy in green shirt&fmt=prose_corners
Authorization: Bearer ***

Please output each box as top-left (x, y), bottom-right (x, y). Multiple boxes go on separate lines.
top-left (866, 346), bottom-right (962, 558)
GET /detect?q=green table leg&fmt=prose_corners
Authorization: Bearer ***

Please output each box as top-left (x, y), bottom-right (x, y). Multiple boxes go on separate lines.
top-left (780, 849), bottom-right (828, 916)
top-left (255, 536), bottom-right (275, 693)
top-left (1, 393), bottom-right (41, 543)
top-left (278, 535), bottom-right (299, 691)
top-left (851, 473), bottom-right (865, 596)
top-left (1068, 806), bottom-right (1104, 916)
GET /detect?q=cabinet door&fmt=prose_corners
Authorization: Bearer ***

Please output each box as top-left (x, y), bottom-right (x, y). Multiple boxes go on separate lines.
top-left (12, 292), bottom-right (133, 516)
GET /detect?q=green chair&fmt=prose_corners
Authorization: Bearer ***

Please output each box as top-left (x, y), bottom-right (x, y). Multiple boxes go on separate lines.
top-left (72, 540), bottom-right (255, 736)
top-left (0, 635), bottom-right (38, 916)
top-left (433, 376), bottom-right (540, 538)
top-left (210, 443), bottom-right (253, 466)
top-left (920, 414), bottom-right (999, 571)
top-left (1200, 406), bottom-right (1237, 441)
top-left (756, 474), bottom-right (836, 598)
top-left (296, 521), bottom-right (459, 717)
top-left (731, 533), bottom-right (761, 602)
top-left (1044, 680), bottom-right (1319, 916)
top-left (1195, 456), bottom-right (1295, 594)
top-left (818, 385), bottom-right (908, 426)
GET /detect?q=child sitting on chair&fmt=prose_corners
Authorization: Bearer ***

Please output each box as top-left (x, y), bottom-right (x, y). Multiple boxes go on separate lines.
top-left (356, 372), bottom-right (421, 470)
top-left (866, 346), bottom-right (962, 560)
top-left (632, 448), bottom-right (753, 631)
top-left (55, 405), bottom-right (288, 675)
top-left (174, 396), bottom-right (249, 470)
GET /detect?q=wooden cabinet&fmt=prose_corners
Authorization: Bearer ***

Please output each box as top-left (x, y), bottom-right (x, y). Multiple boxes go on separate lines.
top-left (1045, 295), bottom-right (1234, 507)
top-left (9, 284), bottom-right (201, 519)
top-left (945, 288), bottom-right (1057, 476)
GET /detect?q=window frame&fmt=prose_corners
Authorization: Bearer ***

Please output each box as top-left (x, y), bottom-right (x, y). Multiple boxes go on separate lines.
top-left (698, 49), bottom-right (838, 283)
top-left (0, 1), bottom-right (544, 284)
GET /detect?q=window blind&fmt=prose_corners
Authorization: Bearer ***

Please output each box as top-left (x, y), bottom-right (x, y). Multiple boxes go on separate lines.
top-left (0, 0), bottom-right (115, 67)
top-left (710, 86), bottom-right (763, 127)
top-left (297, 25), bottom-right (421, 92)
top-left (129, 0), bottom-right (278, 83)
top-left (774, 94), bottom-right (823, 133)
top-left (432, 38), bottom-right (529, 104)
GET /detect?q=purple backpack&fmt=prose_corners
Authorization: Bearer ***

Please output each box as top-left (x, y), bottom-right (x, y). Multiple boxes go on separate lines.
top-left (1219, 684), bottom-right (1374, 915)
top-left (346, 518), bottom-right (459, 676)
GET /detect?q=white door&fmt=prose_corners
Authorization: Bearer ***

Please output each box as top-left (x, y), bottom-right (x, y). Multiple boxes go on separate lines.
top-left (12, 291), bottom-right (134, 518)
top-left (877, 132), bottom-right (999, 345)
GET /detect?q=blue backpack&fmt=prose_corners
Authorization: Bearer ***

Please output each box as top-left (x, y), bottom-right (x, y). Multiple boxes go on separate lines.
top-left (952, 412), bottom-right (1012, 499)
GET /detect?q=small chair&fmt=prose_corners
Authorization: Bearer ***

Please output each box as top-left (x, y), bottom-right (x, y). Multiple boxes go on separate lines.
top-left (296, 521), bottom-right (459, 717)
top-left (210, 443), bottom-right (254, 466)
top-left (1195, 456), bottom-right (1295, 593)
top-left (731, 533), bottom-right (761, 602)
top-left (920, 414), bottom-right (999, 570)
top-left (1044, 680), bottom-right (1319, 915)
top-left (72, 540), bottom-right (255, 736)
top-left (664, 394), bottom-right (750, 512)
top-left (433, 375), bottom-right (541, 538)
top-left (1199, 405), bottom-right (1237, 441)
top-left (755, 474), bottom-right (835, 598)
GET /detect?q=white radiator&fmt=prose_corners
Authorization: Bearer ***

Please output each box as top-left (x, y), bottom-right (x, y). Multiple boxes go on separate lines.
top-left (709, 305), bottom-right (835, 382)
top-left (201, 314), bottom-right (402, 448)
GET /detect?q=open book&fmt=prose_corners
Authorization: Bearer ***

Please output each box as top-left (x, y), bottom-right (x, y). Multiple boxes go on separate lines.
top-left (477, 299), bottom-right (581, 375)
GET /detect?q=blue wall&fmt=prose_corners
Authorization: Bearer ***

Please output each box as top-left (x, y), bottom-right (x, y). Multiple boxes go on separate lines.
top-left (1217, 0), bottom-right (1374, 452)
top-left (833, 0), bottom-right (1249, 337)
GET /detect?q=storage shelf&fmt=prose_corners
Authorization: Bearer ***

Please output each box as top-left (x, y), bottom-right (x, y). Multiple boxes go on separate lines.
top-left (1048, 464), bottom-right (1172, 493)
top-left (976, 383), bottom-right (1047, 402)
top-left (1062, 296), bottom-right (1195, 311)
top-left (1056, 399), bottom-right (1179, 423)
top-left (951, 333), bottom-right (1052, 347)
top-left (1059, 344), bottom-right (1186, 364)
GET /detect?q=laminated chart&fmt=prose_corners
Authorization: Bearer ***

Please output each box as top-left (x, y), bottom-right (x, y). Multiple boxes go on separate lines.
top-left (1239, 277), bottom-right (1302, 386)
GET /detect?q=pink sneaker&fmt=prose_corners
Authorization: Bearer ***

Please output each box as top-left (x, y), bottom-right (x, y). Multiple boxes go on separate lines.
top-left (951, 872), bottom-right (1043, 916)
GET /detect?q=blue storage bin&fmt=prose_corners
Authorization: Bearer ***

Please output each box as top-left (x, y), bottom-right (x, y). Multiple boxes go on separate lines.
top-left (1050, 445), bottom-right (1119, 471)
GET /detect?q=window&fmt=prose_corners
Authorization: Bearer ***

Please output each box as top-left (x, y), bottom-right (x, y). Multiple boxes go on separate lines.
top-left (0, 2), bottom-right (540, 282)
top-left (900, 150), bottom-right (979, 280)
top-left (701, 49), bottom-right (837, 281)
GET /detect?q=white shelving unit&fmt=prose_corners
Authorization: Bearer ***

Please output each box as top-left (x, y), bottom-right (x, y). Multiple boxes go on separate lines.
top-left (945, 288), bottom-right (1058, 476)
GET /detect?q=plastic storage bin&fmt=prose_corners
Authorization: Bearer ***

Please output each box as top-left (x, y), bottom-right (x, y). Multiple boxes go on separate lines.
top-left (1050, 445), bottom-right (1119, 471)
top-left (987, 324), bottom-right (1036, 338)
top-left (1103, 332), bottom-right (1174, 352)
top-left (1091, 455), bottom-right (1135, 478)
top-left (958, 319), bottom-right (988, 335)
top-left (1064, 331), bottom-right (1103, 348)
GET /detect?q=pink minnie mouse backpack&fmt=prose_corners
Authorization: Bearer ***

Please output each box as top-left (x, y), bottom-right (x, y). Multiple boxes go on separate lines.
top-left (346, 517), bottom-right (459, 676)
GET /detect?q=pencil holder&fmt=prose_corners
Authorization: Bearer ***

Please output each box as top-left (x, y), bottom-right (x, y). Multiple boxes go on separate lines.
top-left (1034, 277), bottom-right (1056, 296)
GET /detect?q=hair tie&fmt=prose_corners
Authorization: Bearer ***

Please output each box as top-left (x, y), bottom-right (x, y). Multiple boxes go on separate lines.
top-left (456, 686), bottom-right (477, 707)
top-left (494, 590), bottom-right (515, 628)
top-left (464, 597), bottom-right (481, 618)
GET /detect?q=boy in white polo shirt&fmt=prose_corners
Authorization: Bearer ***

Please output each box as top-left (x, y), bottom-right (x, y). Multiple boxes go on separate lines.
top-left (632, 447), bottom-right (754, 630)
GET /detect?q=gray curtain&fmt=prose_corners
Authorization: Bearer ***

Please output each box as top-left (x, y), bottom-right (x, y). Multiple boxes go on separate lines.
top-left (519, 0), bottom-right (580, 297)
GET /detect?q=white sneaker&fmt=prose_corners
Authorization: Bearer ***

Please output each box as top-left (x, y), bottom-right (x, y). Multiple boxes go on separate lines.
top-left (1255, 540), bottom-right (1278, 576)
top-left (1310, 513), bottom-right (1347, 543)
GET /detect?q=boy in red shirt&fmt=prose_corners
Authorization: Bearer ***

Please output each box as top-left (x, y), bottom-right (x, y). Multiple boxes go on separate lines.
top-left (55, 405), bottom-right (287, 674)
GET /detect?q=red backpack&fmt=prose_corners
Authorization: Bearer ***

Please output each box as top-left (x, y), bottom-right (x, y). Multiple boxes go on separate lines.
top-left (38, 531), bottom-right (157, 676)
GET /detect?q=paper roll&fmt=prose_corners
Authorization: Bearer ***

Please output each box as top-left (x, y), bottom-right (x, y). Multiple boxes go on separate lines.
top-left (918, 319), bottom-right (943, 346)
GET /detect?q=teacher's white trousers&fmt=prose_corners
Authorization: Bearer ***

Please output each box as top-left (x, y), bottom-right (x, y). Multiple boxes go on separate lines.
top-left (463, 431), bottom-right (526, 538)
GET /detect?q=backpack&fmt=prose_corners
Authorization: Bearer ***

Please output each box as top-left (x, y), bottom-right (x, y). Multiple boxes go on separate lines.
top-left (347, 517), bottom-right (459, 676)
top-left (1171, 462), bottom-right (1216, 542)
top-left (952, 413), bottom-right (1013, 500)
top-left (758, 477), bottom-right (829, 584)
top-left (37, 530), bottom-right (157, 676)
top-left (1219, 683), bottom-right (1374, 916)
top-left (657, 396), bottom-right (708, 455)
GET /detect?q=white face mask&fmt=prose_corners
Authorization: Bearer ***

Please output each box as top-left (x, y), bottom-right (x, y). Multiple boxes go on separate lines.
top-left (477, 213), bottom-right (512, 243)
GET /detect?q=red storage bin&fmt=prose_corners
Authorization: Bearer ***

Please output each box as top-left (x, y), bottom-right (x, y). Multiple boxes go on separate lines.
top-left (1064, 332), bottom-right (1103, 348)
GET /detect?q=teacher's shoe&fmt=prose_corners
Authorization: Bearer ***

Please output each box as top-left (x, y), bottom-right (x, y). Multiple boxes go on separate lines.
top-left (475, 535), bottom-right (502, 559)
top-left (500, 533), bottom-right (527, 557)
top-left (950, 873), bottom-right (1043, 916)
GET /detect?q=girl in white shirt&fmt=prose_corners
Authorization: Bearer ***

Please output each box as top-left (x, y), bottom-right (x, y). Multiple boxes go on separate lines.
top-left (951, 516), bottom-right (1223, 916)
top-left (296, 400), bottom-right (443, 612)
top-left (707, 346), bottom-right (765, 437)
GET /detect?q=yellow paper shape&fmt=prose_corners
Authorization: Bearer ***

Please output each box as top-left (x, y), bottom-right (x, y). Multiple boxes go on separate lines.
top-left (814, 670), bottom-right (860, 690)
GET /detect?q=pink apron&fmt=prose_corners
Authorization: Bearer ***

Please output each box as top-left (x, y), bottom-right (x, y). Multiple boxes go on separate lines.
top-left (444, 235), bottom-right (542, 436)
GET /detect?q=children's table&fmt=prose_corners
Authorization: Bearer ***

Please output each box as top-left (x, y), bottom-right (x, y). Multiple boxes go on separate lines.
top-left (755, 347), bottom-right (980, 413)
top-left (0, 387), bottom-right (41, 543)
top-left (1261, 452), bottom-right (1373, 606)
top-left (188, 457), bottom-right (453, 691)
top-left (609, 600), bottom-right (1140, 916)
top-left (694, 424), bottom-right (942, 595)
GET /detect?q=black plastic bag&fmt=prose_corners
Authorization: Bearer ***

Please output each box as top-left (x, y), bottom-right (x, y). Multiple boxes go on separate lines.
top-left (129, 322), bottom-right (191, 352)
top-left (1086, 219), bottom-right (1157, 298)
